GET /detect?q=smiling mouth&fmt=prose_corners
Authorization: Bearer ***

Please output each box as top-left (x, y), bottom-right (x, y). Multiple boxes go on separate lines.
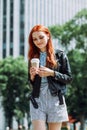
top-left (37, 43), bottom-right (42, 46)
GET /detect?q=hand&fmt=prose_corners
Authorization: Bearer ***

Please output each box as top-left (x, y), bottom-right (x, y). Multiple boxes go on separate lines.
top-left (38, 66), bottom-right (54, 77)
top-left (30, 67), bottom-right (39, 81)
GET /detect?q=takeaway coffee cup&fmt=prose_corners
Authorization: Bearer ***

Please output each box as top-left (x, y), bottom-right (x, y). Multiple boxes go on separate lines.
top-left (31, 58), bottom-right (39, 68)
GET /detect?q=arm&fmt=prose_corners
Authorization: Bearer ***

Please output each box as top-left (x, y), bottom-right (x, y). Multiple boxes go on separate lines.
top-left (53, 52), bottom-right (72, 84)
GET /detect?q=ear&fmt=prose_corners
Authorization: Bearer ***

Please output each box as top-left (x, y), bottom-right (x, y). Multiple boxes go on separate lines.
top-left (47, 35), bottom-right (49, 39)
top-left (46, 34), bottom-right (50, 40)
top-left (47, 37), bottom-right (49, 40)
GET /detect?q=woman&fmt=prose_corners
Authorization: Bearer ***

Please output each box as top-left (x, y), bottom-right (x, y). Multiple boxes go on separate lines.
top-left (28, 25), bottom-right (72, 130)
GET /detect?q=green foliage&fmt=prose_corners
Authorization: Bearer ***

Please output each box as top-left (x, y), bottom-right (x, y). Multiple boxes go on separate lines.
top-left (66, 49), bottom-right (87, 122)
top-left (48, 25), bottom-right (63, 39)
top-left (0, 56), bottom-right (30, 127)
top-left (61, 127), bottom-right (68, 130)
top-left (49, 8), bottom-right (87, 50)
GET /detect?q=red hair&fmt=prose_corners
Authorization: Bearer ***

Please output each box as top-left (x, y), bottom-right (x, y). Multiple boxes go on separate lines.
top-left (28, 25), bottom-right (57, 68)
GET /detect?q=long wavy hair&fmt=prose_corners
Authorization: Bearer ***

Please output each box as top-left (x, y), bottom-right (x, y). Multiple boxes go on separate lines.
top-left (28, 25), bottom-right (57, 68)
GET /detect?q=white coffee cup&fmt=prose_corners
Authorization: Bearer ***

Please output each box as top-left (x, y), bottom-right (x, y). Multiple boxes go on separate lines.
top-left (31, 58), bottom-right (39, 68)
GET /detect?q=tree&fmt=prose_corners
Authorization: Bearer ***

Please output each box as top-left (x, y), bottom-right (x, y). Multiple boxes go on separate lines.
top-left (49, 8), bottom-right (87, 130)
top-left (0, 56), bottom-right (30, 129)
top-left (49, 8), bottom-right (87, 51)
top-left (67, 49), bottom-right (87, 130)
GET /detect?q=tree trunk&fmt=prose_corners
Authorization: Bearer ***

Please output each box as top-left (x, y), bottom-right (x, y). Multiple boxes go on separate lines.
top-left (17, 119), bottom-right (20, 129)
top-left (79, 115), bottom-right (85, 130)
top-left (5, 115), bottom-right (13, 129)
top-left (8, 116), bottom-right (13, 129)
top-left (73, 122), bottom-right (76, 130)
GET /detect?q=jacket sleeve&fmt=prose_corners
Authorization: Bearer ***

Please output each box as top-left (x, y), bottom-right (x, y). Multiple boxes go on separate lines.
top-left (54, 52), bottom-right (72, 84)
top-left (28, 60), bottom-right (41, 97)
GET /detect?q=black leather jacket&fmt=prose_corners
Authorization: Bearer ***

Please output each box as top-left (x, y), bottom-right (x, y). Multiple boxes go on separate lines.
top-left (28, 49), bottom-right (72, 98)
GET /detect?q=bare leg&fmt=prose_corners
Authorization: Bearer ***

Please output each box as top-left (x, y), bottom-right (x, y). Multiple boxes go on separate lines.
top-left (32, 120), bottom-right (46, 130)
top-left (48, 122), bottom-right (62, 130)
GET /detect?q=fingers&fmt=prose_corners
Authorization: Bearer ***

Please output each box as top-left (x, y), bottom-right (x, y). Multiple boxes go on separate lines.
top-left (39, 66), bottom-right (46, 71)
top-left (38, 68), bottom-right (48, 77)
top-left (30, 67), bottom-right (38, 76)
top-left (38, 67), bottom-right (52, 77)
top-left (30, 66), bottom-right (52, 77)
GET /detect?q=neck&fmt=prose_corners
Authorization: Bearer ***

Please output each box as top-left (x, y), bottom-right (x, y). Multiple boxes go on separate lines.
top-left (40, 48), bottom-right (46, 52)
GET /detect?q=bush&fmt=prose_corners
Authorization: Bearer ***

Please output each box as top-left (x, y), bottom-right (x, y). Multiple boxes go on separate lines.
top-left (61, 127), bottom-right (68, 130)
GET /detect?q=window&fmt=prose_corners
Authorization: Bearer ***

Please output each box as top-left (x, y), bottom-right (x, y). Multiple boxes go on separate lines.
top-left (20, 0), bottom-right (25, 15)
top-left (10, 48), bottom-right (13, 55)
top-left (20, 45), bottom-right (24, 56)
top-left (10, 31), bottom-right (13, 42)
top-left (10, 1), bottom-right (13, 14)
top-left (3, 49), bottom-right (6, 58)
top-left (3, 31), bottom-right (6, 43)
top-left (3, 0), bottom-right (7, 15)
top-left (3, 17), bottom-right (6, 29)
top-left (10, 15), bottom-right (13, 28)
top-left (20, 32), bottom-right (24, 42)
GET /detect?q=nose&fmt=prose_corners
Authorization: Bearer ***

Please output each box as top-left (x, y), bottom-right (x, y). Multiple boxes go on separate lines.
top-left (37, 39), bottom-right (41, 43)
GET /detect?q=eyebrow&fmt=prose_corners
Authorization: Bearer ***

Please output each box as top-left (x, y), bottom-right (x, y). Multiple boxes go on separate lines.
top-left (32, 35), bottom-right (44, 38)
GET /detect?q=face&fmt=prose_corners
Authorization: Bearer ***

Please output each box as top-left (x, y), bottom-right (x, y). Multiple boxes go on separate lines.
top-left (32, 31), bottom-right (49, 52)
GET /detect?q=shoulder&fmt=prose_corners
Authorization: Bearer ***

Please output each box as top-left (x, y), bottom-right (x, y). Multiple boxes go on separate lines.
top-left (55, 49), bottom-right (68, 60)
top-left (55, 49), bottom-right (64, 57)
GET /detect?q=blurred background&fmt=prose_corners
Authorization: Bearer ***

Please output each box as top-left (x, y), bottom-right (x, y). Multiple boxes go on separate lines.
top-left (0, 0), bottom-right (87, 130)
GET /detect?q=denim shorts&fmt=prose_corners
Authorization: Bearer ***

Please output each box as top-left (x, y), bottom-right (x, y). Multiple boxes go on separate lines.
top-left (30, 83), bottom-right (69, 123)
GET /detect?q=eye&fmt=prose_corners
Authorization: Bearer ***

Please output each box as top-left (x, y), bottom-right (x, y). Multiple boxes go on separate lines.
top-left (39, 36), bottom-right (44, 39)
top-left (33, 38), bottom-right (37, 41)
